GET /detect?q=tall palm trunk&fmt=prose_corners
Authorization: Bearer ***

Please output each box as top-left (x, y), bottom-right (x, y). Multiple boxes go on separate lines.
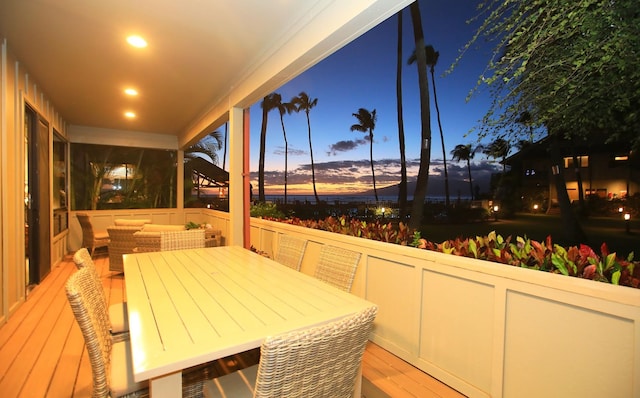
top-left (408, 2), bottom-right (432, 230)
top-left (279, 113), bottom-right (289, 204)
top-left (549, 133), bottom-right (587, 245)
top-left (571, 137), bottom-right (587, 217)
top-left (258, 96), bottom-right (269, 202)
top-left (305, 112), bottom-right (320, 204)
top-left (368, 128), bottom-right (378, 202)
top-left (430, 66), bottom-right (450, 207)
top-left (466, 158), bottom-right (474, 200)
top-left (396, 10), bottom-right (408, 220)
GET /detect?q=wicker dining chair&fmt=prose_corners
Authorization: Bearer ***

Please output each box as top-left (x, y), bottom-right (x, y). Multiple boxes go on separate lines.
top-left (133, 228), bottom-right (205, 253)
top-left (66, 267), bottom-right (210, 398)
top-left (66, 267), bottom-right (147, 397)
top-left (107, 226), bottom-right (143, 272)
top-left (73, 248), bottom-right (129, 340)
top-left (160, 229), bottom-right (206, 251)
top-left (274, 235), bottom-right (308, 271)
top-left (77, 213), bottom-right (110, 257)
top-left (202, 306), bottom-right (378, 398)
top-left (313, 245), bottom-right (362, 292)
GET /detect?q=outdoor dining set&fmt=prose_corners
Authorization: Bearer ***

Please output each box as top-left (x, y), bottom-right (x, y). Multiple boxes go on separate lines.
top-left (67, 213), bottom-right (377, 397)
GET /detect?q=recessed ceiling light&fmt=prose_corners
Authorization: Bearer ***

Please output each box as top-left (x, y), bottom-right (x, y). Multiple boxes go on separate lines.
top-left (124, 88), bottom-right (138, 96)
top-left (124, 111), bottom-right (136, 118)
top-left (126, 35), bottom-right (147, 48)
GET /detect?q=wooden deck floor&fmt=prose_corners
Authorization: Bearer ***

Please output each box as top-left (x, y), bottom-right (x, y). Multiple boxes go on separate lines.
top-left (0, 253), bottom-right (464, 398)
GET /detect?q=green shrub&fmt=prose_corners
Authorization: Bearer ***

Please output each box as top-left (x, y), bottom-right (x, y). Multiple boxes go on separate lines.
top-left (412, 231), bottom-right (639, 289)
top-left (251, 202), bottom-right (285, 219)
top-left (262, 213), bottom-right (640, 289)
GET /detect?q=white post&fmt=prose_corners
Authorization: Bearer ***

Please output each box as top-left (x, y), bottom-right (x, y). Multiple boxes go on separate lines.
top-left (228, 107), bottom-right (245, 246)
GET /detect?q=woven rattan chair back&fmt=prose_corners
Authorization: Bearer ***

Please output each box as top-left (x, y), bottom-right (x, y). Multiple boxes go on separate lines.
top-left (77, 213), bottom-right (110, 257)
top-left (73, 247), bottom-right (94, 270)
top-left (274, 235), bottom-right (307, 271)
top-left (313, 245), bottom-right (361, 292)
top-left (66, 268), bottom-right (114, 398)
top-left (107, 226), bottom-right (142, 272)
top-left (160, 229), bottom-right (206, 251)
top-left (72, 248), bottom-right (107, 306)
top-left (255, 305), bottom-right (377, 397)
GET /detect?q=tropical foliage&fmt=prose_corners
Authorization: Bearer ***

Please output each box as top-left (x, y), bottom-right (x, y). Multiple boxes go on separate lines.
top-left (413, 231), bottom-right (639, 289)
top-left (461, 0), bottom-right (640, 147)
top-left (71, 143), bottom-right (176, 210)
top-left (258, 213), bottom-right (640, 289)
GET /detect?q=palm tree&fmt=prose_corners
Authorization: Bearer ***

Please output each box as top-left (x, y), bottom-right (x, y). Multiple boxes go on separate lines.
top-left (450, 144), bottom-right (475, 200)
top-left (350, 108), bottom-right (379, 202)
top-left (396, 9), bottom-right (408, 220)
top-left (292, 92), bottom-right (320, 204)
top-left (483, 137), bottom-right (511, 211)
top-left (184, 130), bottom-right (223, 164)
top-left (184, 130), bottom-right (223, 199)
top-left (409, 44), bottom-right (450, 207)
top-left (408, 1), bottom-right (432, 230)
top-left (274, 94), bottom-right (296, 204)
top-left (483, 137), bottom-right (511, 173)
top-left (259, 93), bottom-right (279, 202)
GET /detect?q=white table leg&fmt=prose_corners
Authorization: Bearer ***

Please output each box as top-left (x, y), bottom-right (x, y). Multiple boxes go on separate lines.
top-left (149, 371), bottom-right (182, 397)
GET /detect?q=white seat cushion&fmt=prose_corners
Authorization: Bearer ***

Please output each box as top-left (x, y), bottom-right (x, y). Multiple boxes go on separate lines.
top-left (95, 230), bottom-right (110, 240)
top-left (141, 224), bottom-right (186, 232)
top-left (114, 219), bottom-right (151, 226)
top-left (109, 303), bottom-right (129, 334)
top-left (110, 340), bottom-right (148, 396)
top-left (203, 365), bottom-right (257, 398)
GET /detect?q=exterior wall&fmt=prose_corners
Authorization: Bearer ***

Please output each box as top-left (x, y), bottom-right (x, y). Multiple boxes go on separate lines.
top-left (250, 217), bottom-right (640, 398)
top-left (0, 40), bottom-right (69, 324)
top-left (519, 145), bottom-right (639, 204)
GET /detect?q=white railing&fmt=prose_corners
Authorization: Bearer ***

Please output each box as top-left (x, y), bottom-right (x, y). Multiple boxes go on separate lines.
top-left (248, 216), bottom-right (640, 398)
top-left (67, 208), bottom-right (640, 397)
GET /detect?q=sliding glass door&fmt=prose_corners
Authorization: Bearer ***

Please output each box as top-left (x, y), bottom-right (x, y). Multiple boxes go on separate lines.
top-left (25, 104), bottom-right (51, 286)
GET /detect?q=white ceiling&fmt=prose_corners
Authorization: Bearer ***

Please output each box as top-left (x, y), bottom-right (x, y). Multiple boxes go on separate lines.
top-left (0, 0), bottom-right (411, 147)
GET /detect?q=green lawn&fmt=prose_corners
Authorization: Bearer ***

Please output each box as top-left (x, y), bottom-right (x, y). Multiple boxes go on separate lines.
top-left (419, 212), bottom-right (639, 258)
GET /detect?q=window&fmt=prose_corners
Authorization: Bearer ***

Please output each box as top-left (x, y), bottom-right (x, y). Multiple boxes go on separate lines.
top-left (563, 156), bottom-right (588, 168)
top-left (53, 133), bottom-right (68, 235)
top-left (53, 133), bottom-right (67, 210)
top-left (71, 143), bottom-right (177, 210)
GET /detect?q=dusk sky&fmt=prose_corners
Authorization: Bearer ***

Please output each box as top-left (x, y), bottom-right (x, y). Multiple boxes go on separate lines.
top-left (235, 0), bottom-right (507, 199)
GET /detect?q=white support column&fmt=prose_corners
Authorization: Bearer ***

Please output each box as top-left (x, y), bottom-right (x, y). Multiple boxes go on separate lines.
top-left (228, 107), bottom-right (245, 246)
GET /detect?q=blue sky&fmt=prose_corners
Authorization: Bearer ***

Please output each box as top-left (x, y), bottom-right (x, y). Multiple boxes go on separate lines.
top-left (239, 0), bottom-right (503, 198)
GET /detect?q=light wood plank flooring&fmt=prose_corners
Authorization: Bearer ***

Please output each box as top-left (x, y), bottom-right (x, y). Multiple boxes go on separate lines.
top-left (0, 253), bottom-right (464, 398)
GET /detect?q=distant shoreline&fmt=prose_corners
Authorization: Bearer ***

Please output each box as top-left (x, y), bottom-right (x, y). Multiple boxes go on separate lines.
top-left (201, 193), bottom-right (476, 205)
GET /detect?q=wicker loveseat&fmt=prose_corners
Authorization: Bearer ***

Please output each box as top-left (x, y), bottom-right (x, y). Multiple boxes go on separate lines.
top-left (133, 224), bottom-right (206, 253)
top-left (107, 219), bottom-right (152, 272)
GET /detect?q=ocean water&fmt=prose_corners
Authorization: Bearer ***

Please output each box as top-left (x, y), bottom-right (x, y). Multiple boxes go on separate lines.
top-left (262, 194), bottom-right (466, 205)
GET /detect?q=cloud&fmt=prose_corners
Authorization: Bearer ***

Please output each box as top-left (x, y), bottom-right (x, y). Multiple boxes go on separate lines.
top-left (327, 139), bottom-right (367, 156)
top-left (252, 157), bottom-right (503, 197)
top-left (273, 146), bottom-right (307, 156)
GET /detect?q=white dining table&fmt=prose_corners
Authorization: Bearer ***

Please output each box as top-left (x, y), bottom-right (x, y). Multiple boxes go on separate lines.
top-left (123, 245), bottom-right (376, 397)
